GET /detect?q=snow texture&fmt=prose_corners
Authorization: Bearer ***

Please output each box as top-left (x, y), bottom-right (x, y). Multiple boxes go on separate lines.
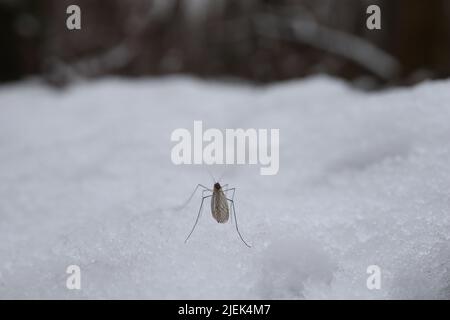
top-left (0, 75), bottom-right (449, 299)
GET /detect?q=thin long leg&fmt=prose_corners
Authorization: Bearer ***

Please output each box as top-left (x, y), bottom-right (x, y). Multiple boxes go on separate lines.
top-left (227, 198), bottom-right (251, 248)
top-left (177, 184), bottom-right (211, 210)
top-left (185, 195), bottom-right (212, 243)
top-left (223, 188), bottom-right (235, 223)
top-left (223, 188), bottom-right (235, 201)
top-left (202, 189), bottom-right (212, 198)
top-left (200, 189), bottom-right (211, 219)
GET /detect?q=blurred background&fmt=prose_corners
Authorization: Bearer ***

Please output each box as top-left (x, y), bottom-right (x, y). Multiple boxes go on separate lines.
top-left (2, 0), bottom-right (450, 300)
top-left (1, 0), bottom-right (450, 89)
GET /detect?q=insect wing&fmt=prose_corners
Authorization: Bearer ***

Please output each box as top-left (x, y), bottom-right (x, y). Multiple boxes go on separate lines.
top-left (211, 189), bottom-right (229, 223)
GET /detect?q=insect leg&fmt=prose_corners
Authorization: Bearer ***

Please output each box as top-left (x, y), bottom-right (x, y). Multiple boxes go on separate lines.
top-left (185, 195), bottom-right (212, 243)
top-left (199, 189), bottom-right (212, 219)
top-left (223, 188), bottom-right (235, 223)
top-left (202, 189), bottom-right (212, 197)
top-left (222, 188), bottom-right (235, 201)
top-left (177, 184), bottom-right (212, 210)
top-left (227, 198), bottom-right (251, 248)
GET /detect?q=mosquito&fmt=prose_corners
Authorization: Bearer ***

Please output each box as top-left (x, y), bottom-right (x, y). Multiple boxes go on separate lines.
top-left (181, 181), bottom-right (251, 248)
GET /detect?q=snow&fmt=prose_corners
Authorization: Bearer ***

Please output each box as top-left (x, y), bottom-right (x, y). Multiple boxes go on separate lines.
top-left (0, 75), bottom-right (450, 299)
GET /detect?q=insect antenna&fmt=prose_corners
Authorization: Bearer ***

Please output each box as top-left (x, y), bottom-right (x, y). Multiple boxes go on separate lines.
top-left (206, 167), bottom-right (217, 183)
top-left (217, 168), bottom-right (228, 183)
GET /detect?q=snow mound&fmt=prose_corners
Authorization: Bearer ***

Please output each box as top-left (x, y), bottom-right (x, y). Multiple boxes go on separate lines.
top-left (0, 75), bottom-right (449, 299)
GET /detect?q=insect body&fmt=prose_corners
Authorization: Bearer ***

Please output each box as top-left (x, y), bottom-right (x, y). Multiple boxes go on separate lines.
top-left (211, 182), bottom-right (229, 223)
top-left (182, 182), bottom-right (251, 247)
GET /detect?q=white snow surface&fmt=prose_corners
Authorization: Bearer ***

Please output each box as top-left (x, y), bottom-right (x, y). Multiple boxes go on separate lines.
top-left (0, 75), bottom-right (450, 299)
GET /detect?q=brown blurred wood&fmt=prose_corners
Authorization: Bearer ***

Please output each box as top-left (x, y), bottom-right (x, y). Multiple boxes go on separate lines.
top-left (392, 0), bottom-right (450, 81)
top-left (2, 0), bottom-right (450, 87)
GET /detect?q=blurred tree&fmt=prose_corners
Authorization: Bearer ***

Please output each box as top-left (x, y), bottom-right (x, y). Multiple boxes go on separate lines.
top-left (0, 0), bottom-right (41, 81)
top-left (0, 0), bottom-right (449, 89)
top-left (392, 0), bottom-right (450, 83)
